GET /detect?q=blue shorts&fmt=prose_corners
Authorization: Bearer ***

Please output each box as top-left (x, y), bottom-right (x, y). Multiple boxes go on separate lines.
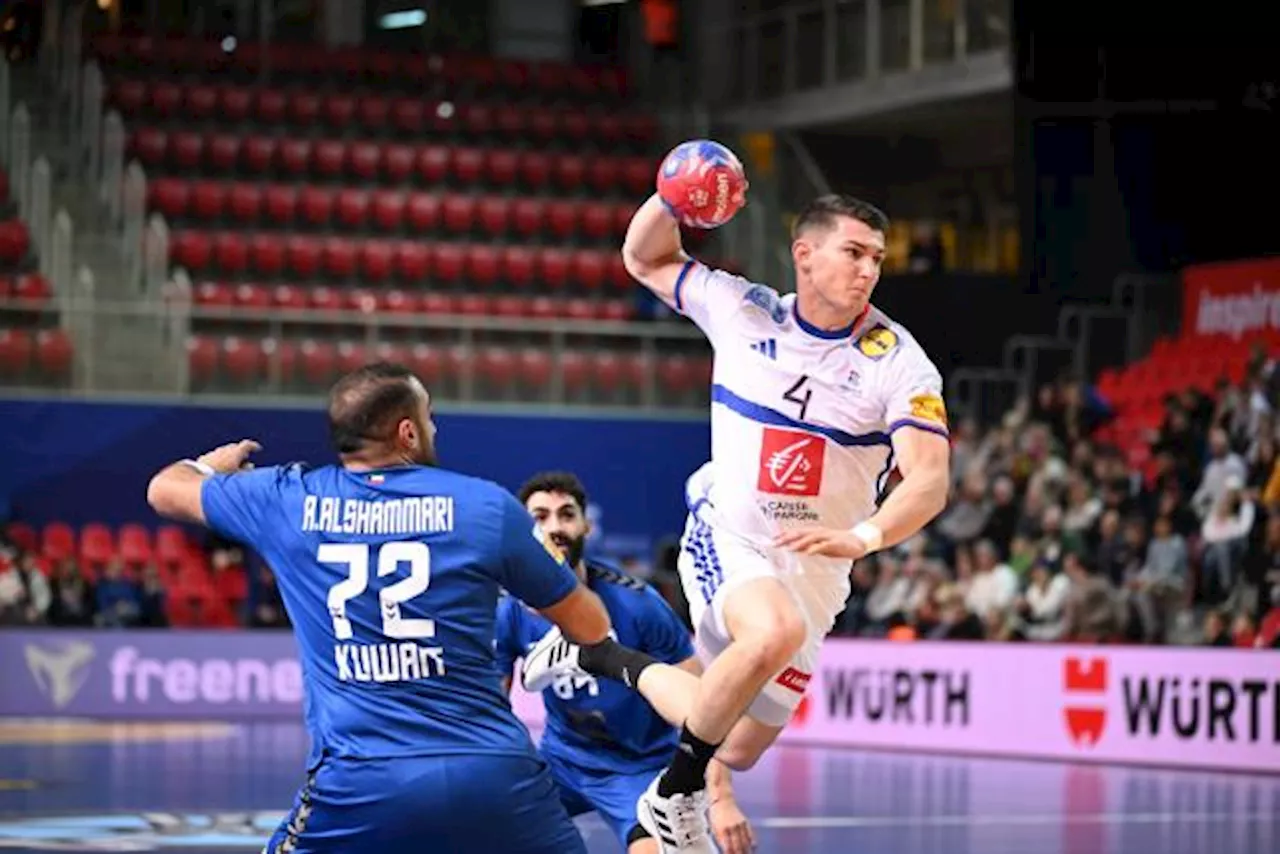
top-left (543, 749), bottom-right (660, 849)
top-left (264, 753), bottom-right (586, 854)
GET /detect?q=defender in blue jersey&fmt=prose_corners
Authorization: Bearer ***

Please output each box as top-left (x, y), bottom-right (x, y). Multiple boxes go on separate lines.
top-left (146, 363), bottom-right (617, 854)
top-left (497, 473), bottom-right (756, 854)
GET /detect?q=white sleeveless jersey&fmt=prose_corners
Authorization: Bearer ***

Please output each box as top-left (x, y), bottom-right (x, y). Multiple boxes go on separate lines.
top-left (675, 260), bottom-right (948, 585)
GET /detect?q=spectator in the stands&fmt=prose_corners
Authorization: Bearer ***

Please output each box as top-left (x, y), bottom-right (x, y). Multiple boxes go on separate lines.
top-left (47, 558), bottom-right (94, 626)
top-left (94, 558), bottom-right (141, 628)
top-left (1192, 427), bottom-right (1248, 517)
top-left (0, 551), bottom-right (50, 624)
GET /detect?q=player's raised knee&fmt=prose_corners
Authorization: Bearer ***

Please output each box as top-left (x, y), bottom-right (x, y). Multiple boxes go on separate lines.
top-left (723, 579), bottom-right (807, 672)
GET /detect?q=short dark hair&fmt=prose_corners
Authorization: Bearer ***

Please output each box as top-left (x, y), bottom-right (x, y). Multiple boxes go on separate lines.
top-left (792, 194), bottom-right (889, 239)
top-left (327, 362), bottom-right (421, 454)
top-left (518, 471), bottom-right (589, 512)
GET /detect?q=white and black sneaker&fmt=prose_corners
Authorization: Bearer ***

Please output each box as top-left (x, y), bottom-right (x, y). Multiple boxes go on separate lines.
top-left (519, 625), bottom-right (586, 692)
top-left (636, 772), bottom-right (716, 853)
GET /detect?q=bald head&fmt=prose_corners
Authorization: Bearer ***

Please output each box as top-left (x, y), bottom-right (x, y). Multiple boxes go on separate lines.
top-left (328, 362), bottom-right (436, 466)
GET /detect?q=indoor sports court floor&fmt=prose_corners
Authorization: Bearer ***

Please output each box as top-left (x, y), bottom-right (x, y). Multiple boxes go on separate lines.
top-left (0, 719), bottom-right (1275, 853)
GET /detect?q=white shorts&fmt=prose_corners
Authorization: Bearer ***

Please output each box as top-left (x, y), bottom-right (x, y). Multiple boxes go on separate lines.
top-left (676, 511), bottom-right (847, 728)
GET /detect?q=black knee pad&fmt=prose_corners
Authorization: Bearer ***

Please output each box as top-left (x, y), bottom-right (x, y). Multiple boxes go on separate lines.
top-left (627, 823), bottom-right (653, 845)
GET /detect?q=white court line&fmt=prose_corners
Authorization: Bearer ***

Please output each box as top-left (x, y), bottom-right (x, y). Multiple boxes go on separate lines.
top-left (760, 811), bottom-right (1277, 829)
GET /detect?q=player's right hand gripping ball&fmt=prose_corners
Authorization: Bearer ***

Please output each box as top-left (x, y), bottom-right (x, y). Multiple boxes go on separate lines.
top-left (656, 139), bottom-right (748, 229)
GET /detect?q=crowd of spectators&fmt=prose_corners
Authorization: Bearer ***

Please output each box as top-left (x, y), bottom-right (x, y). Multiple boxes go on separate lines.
top-left (4, 344), bottom-right (1279, 650)
top-left (826, 342), bottom-right (1280, 648)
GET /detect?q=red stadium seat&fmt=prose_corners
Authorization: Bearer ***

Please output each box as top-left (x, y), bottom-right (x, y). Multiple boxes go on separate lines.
top-left (287, 235), bottom-right (322, 279)
top-left (272, 284), bottom-right (308, 310)
top-left (79, 523), bottom-right (116, 566)
top-left (357, 96), bottom-right (390, 131)
top-left (441, 194), bottom-right (476, 234)
top-left (336, 341), bottom-right (368, 375)
top-left (227, 183), bottom-right (263, 224)
top-left (30, 329), bottom-right (67, 378)
top-left (580, 202), bottom-right (613, 241)
top-left (219, 86), bottom-right (253, 122)
top-left (324, 94), bottom-right (357, 128)
top-left (519, 151), bottom-right (551, 188)
top-left (349, 141), bottom-right (381, 180)
top-left (171, 231), bottom-right (212, 271)
top-left (383, 144), bottom-right (416, 183)
top-left (452, 148), bottom-right (485, 185)
top-left (324, 238), bottom-right (358, 279)
top-left (370, 190), bottom-right (405, 232)
top-left (511, 198), bottom-right (545, 238)
top-left (553, 154), bottom-right (586, 190)
top-left (213, 232), bottom-right (248, 274)
top-left (222, 336), bottom-right (263, 382)
top-left (476, 196), bottom-right (510, 236)
top-left (309, 286), bottom-right (341, 312)
top-left (300, 339), bottom-right (337, 385)
top-left (207, 134), bottom-right (241, 171)
top-left (0, 328), bottom-right (32, 377)
top-left (14, 273), bottom-right (50, 305)
top-left (194, 280), bottom-right (232, 306)
top-left (150, 81), bottom-right (183, 117)
top-left (545, 200), bottom-right (578, 239)
top-left (395, 241), bottom-right (432, 283)
top-left (256, 88), bottom-right (288, 124)
top-left (298, 186), bottom-right (334, 227)
top-left (148, 178), bottom-right (189, 220)
top-left (313, 139), bottom-right (347, 178)
top-left (538, 248), bottom-right (571, 288)
top-left (233, 282), bottom-right (271, 310)
top-left (187, 335), bottom-right (218, 383)
top-left (290, 92), bottom-right (322, 127)
top-left (335, 189), bottom-right (369, 230)
top-left (486, 149), bottom-right (519, 186)
top-left (279, 138), bottom-right (312, 176)
top-left (434, 244), bottom-right (465, 283)
top-left (190, 181), bottom-right (226, 221)
top-left (587, 157), bottom-right (620, 193)
top-left (502, 246), bottom-right (536, 287)
top-left (571, 250), bottom-right (607, 290)
top-left (263, 184), bottom-right (297, 225)
top-left (132, 127), bottom-right (168, 167)
top-left (406, 193), bottom-right (441, 233)
top-left (155, 525), bottom-right (192, 564)
top-left (360, 240), bottom-right (395, 282)
top-left (250, 233), bottom-right (286, 277)
top-left (465, 245), bottom-right (501, 287)
top-left (417, 145), bottom-right (451, 184)
top-left (242, 136), bottom-right (277, 173)
top-left (170, 131), bottom-right (205, 170)
top-left (392, 98), bottom-right (426, 134)
top-left (41, 522), bottom-right (75, 562)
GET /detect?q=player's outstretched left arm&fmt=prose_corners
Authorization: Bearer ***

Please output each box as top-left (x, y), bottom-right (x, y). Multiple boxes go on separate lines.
top-left (774, 425), bottom-right (949, 560)
top-left (146, 439), bottom-right (262, 525)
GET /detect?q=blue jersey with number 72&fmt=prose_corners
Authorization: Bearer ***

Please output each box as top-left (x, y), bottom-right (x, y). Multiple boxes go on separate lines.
top-left (200, 462), bottom-right (579, 769)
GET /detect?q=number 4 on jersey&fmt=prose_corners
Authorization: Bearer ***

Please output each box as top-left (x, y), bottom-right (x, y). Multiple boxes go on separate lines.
top-left (782, 375), bottom-right (813, 421)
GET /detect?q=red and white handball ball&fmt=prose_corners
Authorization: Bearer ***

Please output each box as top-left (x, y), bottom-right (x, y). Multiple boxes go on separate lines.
top-left (655, 139), bottom-right (748, 229)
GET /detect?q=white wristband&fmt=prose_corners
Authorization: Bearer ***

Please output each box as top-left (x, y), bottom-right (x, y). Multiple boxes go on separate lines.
top-left (179, 458), bottom-right (216, 477)
top-left (851, 521), bottom-right (884, 553)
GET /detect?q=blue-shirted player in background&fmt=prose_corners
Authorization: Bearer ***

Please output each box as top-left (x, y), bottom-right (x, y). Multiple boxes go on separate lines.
top-left (146, 363), bottom-right (617, 853)
top-left (498, 472), bottom-right (756, 854)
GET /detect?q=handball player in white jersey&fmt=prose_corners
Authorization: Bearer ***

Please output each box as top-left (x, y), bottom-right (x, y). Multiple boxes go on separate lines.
top-left (523, 155), bottom-right (952, 852)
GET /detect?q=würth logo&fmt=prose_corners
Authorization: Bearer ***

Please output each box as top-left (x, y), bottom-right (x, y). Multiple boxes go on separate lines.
top-left (1063, 656), bottom-right (1108, 747)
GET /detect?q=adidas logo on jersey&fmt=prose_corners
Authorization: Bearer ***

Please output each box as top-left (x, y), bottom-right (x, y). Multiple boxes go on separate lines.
top-left (750, 338), bottom-right (777, 360)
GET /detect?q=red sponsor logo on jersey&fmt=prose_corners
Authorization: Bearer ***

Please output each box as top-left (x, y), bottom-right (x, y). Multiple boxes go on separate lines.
top-left (1062, 656), bottom-right (1108, 747)
top-left (757, 428), bottom-right (825, 496)
top-left (775, 667), bottom-right (811, 694)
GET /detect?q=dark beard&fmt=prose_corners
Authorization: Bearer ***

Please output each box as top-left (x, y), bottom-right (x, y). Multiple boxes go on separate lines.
top-left (556, 535), bottom-right (586, 569)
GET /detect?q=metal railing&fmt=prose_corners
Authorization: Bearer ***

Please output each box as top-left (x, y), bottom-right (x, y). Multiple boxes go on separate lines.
top-left (0, 294), bottom-right (712, 412)
top-left (703, 0), bottom-right (1010, 106)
